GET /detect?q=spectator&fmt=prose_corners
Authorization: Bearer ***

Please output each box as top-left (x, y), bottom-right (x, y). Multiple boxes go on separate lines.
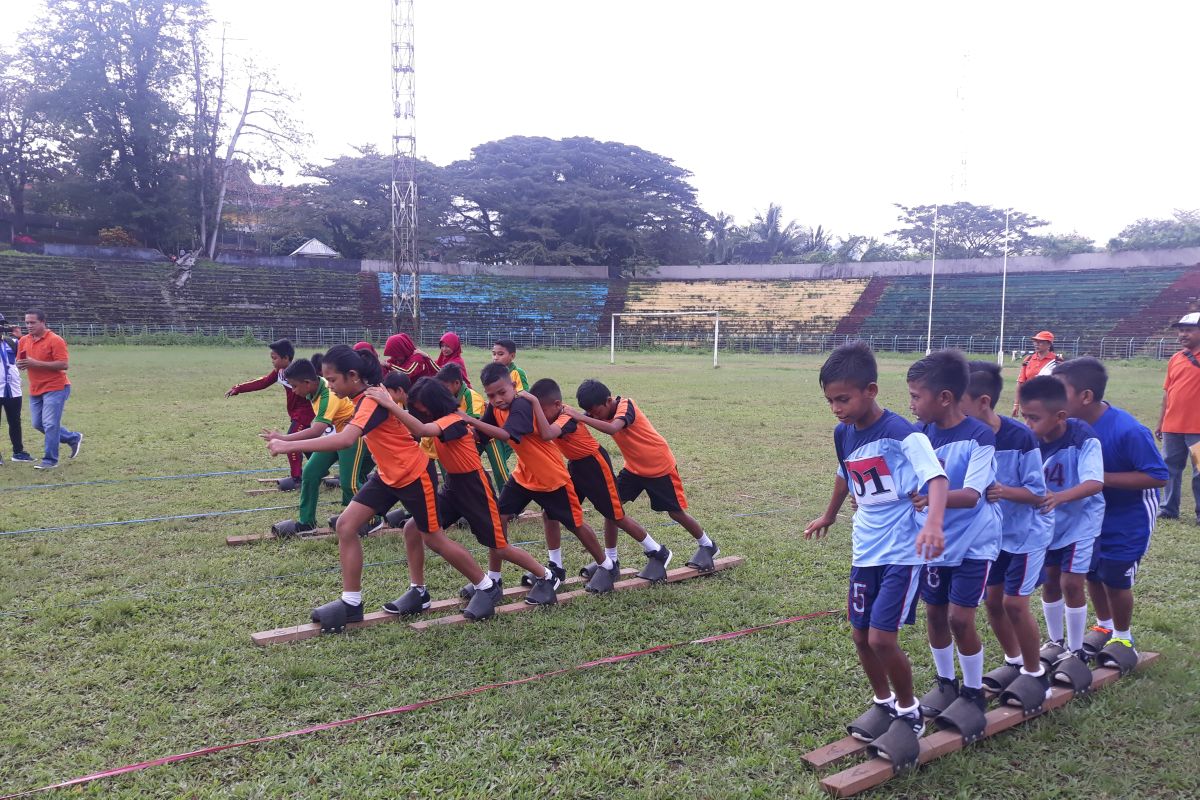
top-left (15, 309), bottom-right (83, 469)
top-left (1011, 330), bottom-right (1064, 415)
top-left (1157, 312), bottom-right (1200, 523)
top-left (0, 314), bottom-right (33, 463)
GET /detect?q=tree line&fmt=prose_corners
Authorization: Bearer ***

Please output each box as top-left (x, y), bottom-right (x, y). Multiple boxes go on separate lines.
top-left (2, 0), bottom-right (1197, 273)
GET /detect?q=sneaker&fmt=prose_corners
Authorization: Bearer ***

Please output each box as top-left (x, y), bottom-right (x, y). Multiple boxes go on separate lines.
top-left (1156, 510), bottom-right (1179, 520)
top-left (686, 543), bottom-right (720, 572)
top-left (463, 579), bottom-right (503, 621)
top-left (365, 516), bottom-right (388, 535)
top-left (918, 676), bottom-right (959, 717)
top-left (383, 586), bottom-right (431, 615)
top-left (459, 576), bottom-right (503, 600)
top-left (522, 562), bottom-right (565, 588)
top-left (11, 452), bottom-right (34, 463)
top-left (638, 546), bottom-right (673, 581)
top-left (525, 575), bottom-right (559, 605)
top-left (584, 563), bottom-right (619, 593)
top-left (581, 558), bottom-right (620, 579)
top-left (893, 704), bottom-right (925, 738)
top-left (68, 433), bottom-right (83, 459)
top-left (1039, 638), bottom-right (1067, 666)
top-left (1059, 647), bottom-right (1092, 667)
top-left (33, 460), bottom-right (56, 470)
top-left (1108, 636), bottom-right (1139, 657)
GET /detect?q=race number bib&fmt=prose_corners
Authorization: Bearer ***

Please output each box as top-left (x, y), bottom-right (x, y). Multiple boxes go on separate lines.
top-left (844, 455), bottom-right (897, 506)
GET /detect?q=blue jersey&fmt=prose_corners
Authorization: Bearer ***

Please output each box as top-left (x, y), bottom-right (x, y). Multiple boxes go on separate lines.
top-left (1089, 403), bottom-right (1168, 561)
top-left (992, 416), bottom-right (1052, 554)
top-left (922, 417), bottom-right (1002, 566)
top-left (1040, 418), bottom-right (1105, 550)
top-left (834, 410), bottom-right (946, 568)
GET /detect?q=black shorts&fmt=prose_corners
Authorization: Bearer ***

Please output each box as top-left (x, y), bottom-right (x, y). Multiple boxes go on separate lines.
top-left (352, 464), bottom-right (440, 533)
top-left (497, 478), bottom-right (585, 533)
top-left (440, 469), bottom-right (507, 549)
top-left (617, 466), bottom-right (688, 513)
top-left (568, 448), bottom-right (625, 521)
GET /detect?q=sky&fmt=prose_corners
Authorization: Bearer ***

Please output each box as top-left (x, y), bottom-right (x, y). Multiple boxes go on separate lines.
top-left (5, 1), bottom-right (1199, 244)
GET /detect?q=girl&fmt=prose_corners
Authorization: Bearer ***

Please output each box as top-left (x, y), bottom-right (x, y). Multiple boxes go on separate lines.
top-left (267, 345), bottom-right (501, 630)
top-left (383, 333), bottom-right (438, 379)
top-left (260, 354), bottom-right (374, 538)
top-left (435, 331), bottom-right (470, 386)
top-left (364, 377), bottom-right (559, 609)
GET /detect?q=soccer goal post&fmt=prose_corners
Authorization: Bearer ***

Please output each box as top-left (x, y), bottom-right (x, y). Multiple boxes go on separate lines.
top-left (609, 310), bottom-right (721, 368)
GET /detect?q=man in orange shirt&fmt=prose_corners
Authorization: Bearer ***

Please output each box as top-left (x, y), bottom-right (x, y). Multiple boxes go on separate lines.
top-left (15, 309), bottom-right (83, 470)
top-left (1157, 312), bottom-right (1200, 523)
top-left (1011, 331), bottom-right (1064, 416)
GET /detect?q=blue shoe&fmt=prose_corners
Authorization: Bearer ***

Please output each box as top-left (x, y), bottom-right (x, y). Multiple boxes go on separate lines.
top-left (10, 452), bottom-right (34, 463)
top-left (34, 460), bottom-right (57, 470)
top-left (69, 433), bottom-right (83, 459)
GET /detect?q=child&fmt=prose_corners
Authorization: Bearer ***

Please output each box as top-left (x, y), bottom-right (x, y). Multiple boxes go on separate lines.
top-left (435, 332), bottom-right (470, 386)
top-left (267, 345), bottom-right (503, 627)
top-left (491, 338), bottom-right (529, 391)
top-left (1015, 376), bottom-right (1104, 668)
top-left (227, 338), bottom-right (313, 488)
top-left (437, 363), bottom-right (510, 493)
top-left (524, 378), bottom-right (671, 587)
top-left (570, 379), bottom-right (718, 572)
top-left (805, 341), bottom-right (947, 754)
top-left (0, 314), bottom-right (33, 462)
top-left (961, 362), bottom-right (1052, 699)
top-left (906, 350), bottom-right (1002, 727)
top-left (1053, 357), bottom-right (1168, 668)
top-left (384, 333), bottom-right (439, 379)
top-left (458, 363), bottom-right (614, 593)
top-left (362, 377), bottom-right (559, 610)
top-left (260, 355), bottom-right (375, 537)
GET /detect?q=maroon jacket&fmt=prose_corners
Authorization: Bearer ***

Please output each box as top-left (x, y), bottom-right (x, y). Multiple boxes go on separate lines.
top-left (228, 369), bottom-right (315, 426)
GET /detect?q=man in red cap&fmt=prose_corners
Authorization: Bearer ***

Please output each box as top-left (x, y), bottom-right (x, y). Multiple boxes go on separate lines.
top-left (1156, 312), bottom-right (1200, 523)
top-left (1011, 331), bottom-right (1064, 415)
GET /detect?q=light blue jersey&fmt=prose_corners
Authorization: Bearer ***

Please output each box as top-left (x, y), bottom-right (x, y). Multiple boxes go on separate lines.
top-left (834, 410), bottom-right (946, 568)
top-left (922, 417), bottom-right (1002, 566)
top-left (1040, 418), bottom-right (1105, 550)
top-left (993, 416), bottom-right (1052, 554)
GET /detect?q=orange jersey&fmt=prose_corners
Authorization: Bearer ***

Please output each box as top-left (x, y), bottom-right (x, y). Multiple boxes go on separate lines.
top-left (1017, 351), bottom-right (1061, 384)
top-left (350, 394), bottom-right (429, 488)
top-left (482, 396), bottom-right (569, 492)
top-left (1162, 349), bottom-right (1200, 433)
top-left (553, 407), bottom-right (601, 461)
top-left (16, 330), bottom-right (70, 395)
top-left (431, 413), bottom-right (482, 474)
top-left (609, 396), bottom-right (676, 478)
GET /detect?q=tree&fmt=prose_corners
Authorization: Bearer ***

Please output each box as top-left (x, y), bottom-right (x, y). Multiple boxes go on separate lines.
top-left (0, 50), bottom-right (65, 238)
top-left (1107, 210), bottom-right (1200, 252)
top-left (734, 203), bottom-right (801, 263)
top-left (890, 202), bottom-right (1049, 259)
top-left (1028, 232), bottom-right (1095, 259)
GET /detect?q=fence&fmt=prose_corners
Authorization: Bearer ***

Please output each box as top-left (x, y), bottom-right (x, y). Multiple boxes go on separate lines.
top-left (54, 323), bottom-right (1181, 360)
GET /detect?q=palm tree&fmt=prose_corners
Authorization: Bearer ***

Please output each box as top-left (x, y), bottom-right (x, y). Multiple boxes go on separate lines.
top-left (739, 202), bottom-right (800, 262)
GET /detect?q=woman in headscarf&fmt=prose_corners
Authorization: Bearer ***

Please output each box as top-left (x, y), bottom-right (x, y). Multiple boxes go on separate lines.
top-left (352, 341), bottom-right (382, 372)
top-left (383, 333), bottom-right (438, 379)
top-left (435, 331), bottom-right (470, 386)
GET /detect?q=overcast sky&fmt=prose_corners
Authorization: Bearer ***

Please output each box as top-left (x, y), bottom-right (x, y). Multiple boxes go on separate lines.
top-left (6, 1), bottom-right (1198, 243)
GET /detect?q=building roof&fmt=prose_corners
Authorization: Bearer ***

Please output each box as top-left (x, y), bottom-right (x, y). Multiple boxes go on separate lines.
top-left (289, 238), bottom-right (341, 258)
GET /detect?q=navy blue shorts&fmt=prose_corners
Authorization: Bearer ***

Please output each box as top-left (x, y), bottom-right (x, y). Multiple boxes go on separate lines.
top-left (985, 549), bottom-right (1044, 597)
top-left (921, 558), bottom-right (992, 608)
top-left (848, 565), bottom-right (923, 632)
top-left (1044, 538), bottom-right (1094, 574)
top-left (1088, 553), bottom-right (1140, 590)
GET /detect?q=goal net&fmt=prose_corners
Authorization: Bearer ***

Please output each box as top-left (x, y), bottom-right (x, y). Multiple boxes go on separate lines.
top-left (609, 310), bottom-right (721, 368)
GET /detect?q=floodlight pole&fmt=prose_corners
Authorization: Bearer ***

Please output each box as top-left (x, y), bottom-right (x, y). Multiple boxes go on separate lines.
top-left (925, 205), bottom-right (938, 355)
top-left (391, 0), bottom-right (420, 339)
top-left (997, 208), bottom-right (1010, 365)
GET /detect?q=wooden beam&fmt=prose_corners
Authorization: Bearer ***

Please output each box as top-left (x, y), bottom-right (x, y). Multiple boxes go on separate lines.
top-left (225, 525), bottom-right (406, 547)
top-left (250, 569), bottom-right (640, 645)
top-left (410, 556), bottom-right (744, 631)
top-left (818, 652), bottom-right (1160, 797)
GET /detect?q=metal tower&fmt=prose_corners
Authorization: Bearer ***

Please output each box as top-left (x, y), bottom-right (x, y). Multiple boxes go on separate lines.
top-left (391, 0), bottom-right (419, 336)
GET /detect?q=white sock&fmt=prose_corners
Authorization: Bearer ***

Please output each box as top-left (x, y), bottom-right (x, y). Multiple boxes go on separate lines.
top-left (1065, 605), bottom-right (1088, 652)
top-left (931, 644), bottom-right (956, 680)
top-left (409, 583), bottom-right (426, 592)
top-left (1020, 664), bottom-right (1045, 678)
top-left (641, 534), bottom-right (659, 553)
top-left (547, 548), bottom-right (562, 567)
top-left (697, 533), bottom-right (713, 548)
top-left (599, 556), bottom-right (613, 570)
top-left (1004, 653), bottom-right (1022, 666)
top-left (1042, 598), bottom-right (1065, 642)
top-left (1113, 627), bottom-right (1132, 642)
top-left (895, 699), bottom-right (920, 717)
top-left (604, 547), bottom-right (619, 561)
top-left (487, 570), bottom-right (503, 582)
top-left (341, 591), bottom-right (362, 606)
top-left (873, 693), bottom-right (896, 707)
top-left (474, 575), bottom-right (493, 591)
top-left (958, 648), bottom-right (984, 690)
top-left (1098, 617), bottom-right (1114, 630)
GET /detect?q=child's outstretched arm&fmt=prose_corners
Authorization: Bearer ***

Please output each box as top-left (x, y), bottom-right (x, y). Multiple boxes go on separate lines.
top-left (804, 475), bottom-right (849, 539)
top-left (459, 411), bottom-right (511, 442)
top-left (261, 420), bottom-right (325, 443)
top-left (562, 405), bottom-right (624, 435)
top-left (268, 425), bottom-right (361, 456)
top-left (517, 390), bottom-right (561, 440)
top-left (363, 386), bottom-right (441, 438)
top-left (226, 371), bottom-right (275, 397)
top-left (1039, 479), bottom-right (1103, 512)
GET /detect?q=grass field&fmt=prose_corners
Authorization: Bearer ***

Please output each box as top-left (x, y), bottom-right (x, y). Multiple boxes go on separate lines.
top-left (2, 345), bottom-right (1197, 799)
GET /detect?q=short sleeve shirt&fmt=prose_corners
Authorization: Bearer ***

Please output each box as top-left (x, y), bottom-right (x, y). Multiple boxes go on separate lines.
top-left (1090, 404), bottom-right (1169, 560)
top-left (482, 396), bottom-right (569, 491)
top-left (16, 330), bottom-right (70, 395)
top-left (992, 416), bottom-right (1053, 554)
top-left (308, 377), bottom-right (355, 431)
top-left (553, 406), bottom-right (601, 461)
top-left (1040, 418), bottom-right (1105, 550)
top-left (921, 417), bottom-right (1003, 565)
top-left (609, 397), bottom-right (676, 478)
top-left (431, 413), bottom-right (481, 474)
top-left (1162, 350), bottom-right (1200, 433)
top-left (350, 394), bottom-right (429, 488)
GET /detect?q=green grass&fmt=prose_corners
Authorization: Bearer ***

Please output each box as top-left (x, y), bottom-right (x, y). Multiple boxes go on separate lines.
top-left (1, 345), bottom-right (1197, 799)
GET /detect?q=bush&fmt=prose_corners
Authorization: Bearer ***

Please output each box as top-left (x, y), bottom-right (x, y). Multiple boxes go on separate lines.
top-left (98, 227), bottom-right (140, 247)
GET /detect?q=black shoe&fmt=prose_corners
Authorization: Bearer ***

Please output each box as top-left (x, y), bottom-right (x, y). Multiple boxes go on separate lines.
top-left (522, 562), bottom-right (565, 587)
top-left (271, 519), bottom-right (315, 538)
top-left (384, 508), bottom-right (410, 528)
top-left (383, 586), bottom-right (431, 615)
top-left (460, 576), bottom-right (503, 600)
top-left (585, 563), bottom-right (619, 593)
top-left (10, 452), bottom-right (34, 463)
top-left (893, 704), bottom-right (925, 738)
top-left (463, 580), bottom-right (503, 621)
top-left (919, 676), bottom-right (959, 717)
top-left (638, 546), bottom-right (672, 581)
top-left (581, 558), bottom-right (620, 579)
top-left (525, 575), bottom-right (559, 605)
top-left (686, 543), bottom-right (719, 572)
top-left (68, 433), bottom-right (83, 459)
top-left (958, 685), bottom-right (987, 712)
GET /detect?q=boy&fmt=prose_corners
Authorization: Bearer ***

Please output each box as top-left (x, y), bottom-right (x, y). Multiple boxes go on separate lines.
top-left (227, 339), bottom-right (314, 488)
top-left (492, 338), bottom-right (529, 391)
top-left (961, 363), bottom-right (1052, 698)
top-left (437, 363), bottom-right (510, 493)
top-left (1054, 357), bottom-right (1168, 668)
top-left (1015, 376), bottom-right (1104, 668)
top-left (0, 314), bottom-right (33, 462)
top-left (570, 379), bottom-right (718, 571)
top-left (805, 341), bottom-right (948, 755)
top-left (459, 363), bottom-right (615, 594)
top-left (525, 378), bottom-right (672, 586)
top-left (907, 350), bottom-right (1003, 727)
